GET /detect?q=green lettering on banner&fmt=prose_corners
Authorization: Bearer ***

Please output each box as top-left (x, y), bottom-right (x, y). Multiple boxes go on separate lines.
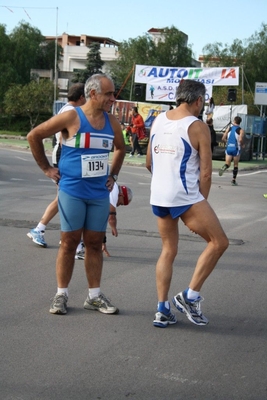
top-left (188, 69), bottom-right (202, 79)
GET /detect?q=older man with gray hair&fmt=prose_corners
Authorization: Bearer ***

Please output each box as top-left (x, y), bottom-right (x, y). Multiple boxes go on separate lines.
top-left (146, 79), bottom-right (229, 328)
top-left (28, 74), bottom-right (125, 316)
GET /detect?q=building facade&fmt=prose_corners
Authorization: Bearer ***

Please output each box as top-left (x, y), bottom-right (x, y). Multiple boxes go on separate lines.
top-left (35, 29), bottom-right (199, 100)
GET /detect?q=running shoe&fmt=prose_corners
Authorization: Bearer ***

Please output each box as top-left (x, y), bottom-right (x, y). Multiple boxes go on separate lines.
top-left (263, 194), bottom-right (267, 199)
top-left (231, 180), bottom-right (238, 186)
top-left (172, 291), bottom-right (209, 326)
top-left (218, 165), bottom-right (228, 176)
top-left (49, 293), bottom-right (68, 315)
top-left (75, 251), bottom-right (85, 260)
top-left (153, 311), bottom-right (177, 328)
top-left (27, 229), bottom-right (47, 248)
top-left (84, 293), bottom-right (119, 314)
top-left (75, 241), bottom-right (85, 260)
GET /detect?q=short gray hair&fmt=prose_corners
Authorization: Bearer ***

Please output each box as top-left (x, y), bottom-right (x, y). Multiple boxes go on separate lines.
top-left (175, 80), bottom-right (206, 106)
top-left (84, 73), bottom-right (114, 100)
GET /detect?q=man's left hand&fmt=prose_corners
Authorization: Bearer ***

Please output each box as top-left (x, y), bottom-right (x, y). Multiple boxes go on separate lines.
top-left (106, 175), bottom-right (115, 192)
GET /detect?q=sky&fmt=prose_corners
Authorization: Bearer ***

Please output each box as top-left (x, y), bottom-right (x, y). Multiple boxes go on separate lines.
top-left (1, 0), bottom-right (267, 59)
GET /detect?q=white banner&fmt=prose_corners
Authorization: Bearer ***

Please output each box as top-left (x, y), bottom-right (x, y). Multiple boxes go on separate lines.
top-left (135, 65), bottom-right (239, 86)
top-left (211, 105), bottom-right (247, 131)
top-left (145, 83), bottom-right (213, 103)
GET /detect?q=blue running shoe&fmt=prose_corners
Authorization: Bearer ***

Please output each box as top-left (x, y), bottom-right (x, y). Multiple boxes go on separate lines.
top-left (27, 229), bottom-right (47, 248)
top-left (172, 291), bottom-right (209, 326)
top-left (153, 311), bottom-right (177, 328)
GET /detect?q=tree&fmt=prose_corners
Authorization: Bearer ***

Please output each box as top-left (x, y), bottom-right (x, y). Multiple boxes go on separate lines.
top-left (4, 79), bottom-right (54, 129)
top-left (155, 26), bottom-right (193, 67)
top-left (109, 26), bottom-right (193, 101)
top-left (0, 21), bottom-right (62, 113)
top-left (202, 23), bottom-right (267, 114)
top-left (36, 40), bottom-right (63, 71)
top-left (110, 34), bottom-right (157, 100)
top-left (243, 23), bottom-right (267, 94)
top-left (72, 42), bottom-right (104, 83)
top-left (9, 21), bottom-right (45, 85)
top-left (0, 24), bottom-right (18, 110)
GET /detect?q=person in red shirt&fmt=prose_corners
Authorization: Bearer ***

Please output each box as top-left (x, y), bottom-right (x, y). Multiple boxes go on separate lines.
top-left (129, 106), bottom-right (145, 157)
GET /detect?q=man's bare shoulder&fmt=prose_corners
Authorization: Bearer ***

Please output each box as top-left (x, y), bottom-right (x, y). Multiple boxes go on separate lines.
top-left (190, 118), bottom-right (208, 130)
top-left (108, 113), bottom-right (121, 128)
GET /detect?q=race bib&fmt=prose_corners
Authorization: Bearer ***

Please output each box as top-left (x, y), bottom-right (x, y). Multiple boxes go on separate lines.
top-left (81, 154), bottom-right (108, 178)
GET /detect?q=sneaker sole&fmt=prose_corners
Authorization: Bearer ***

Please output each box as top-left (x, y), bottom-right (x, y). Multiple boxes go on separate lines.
top-left (75, 255), bottom-right (84, 260)
top-left (172, 297), bottom-right (208, 326)
top-left (153, 321), bottom-right (168, 328)
top-left (84, 303), bottom-right (119, 314)
top-left (27, 233), bottom-right (47, 248)
top-left (153, 312), bottom-right (177, 328)
top-left (153, 320), bottom-right (177, 328)
top-left (49, 308), bottom-right (67, 315)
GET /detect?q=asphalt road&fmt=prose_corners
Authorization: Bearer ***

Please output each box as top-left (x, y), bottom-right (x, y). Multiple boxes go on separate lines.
top-left (1, 148), bottom-right (267, 400)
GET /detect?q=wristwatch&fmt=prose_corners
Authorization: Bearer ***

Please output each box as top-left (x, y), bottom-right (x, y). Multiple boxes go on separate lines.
top-left (111, 174), bottom-right (118, 182)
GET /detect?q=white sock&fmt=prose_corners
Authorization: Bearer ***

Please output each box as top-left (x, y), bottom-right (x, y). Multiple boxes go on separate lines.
top-left (57, 287), bottom-right (68, 297)
top-left (36, 223), bottom-right (46, 232)
top-left (187, 288), bottom-right (199, 300)
top-left (89, 288), bottom-right (101, 299)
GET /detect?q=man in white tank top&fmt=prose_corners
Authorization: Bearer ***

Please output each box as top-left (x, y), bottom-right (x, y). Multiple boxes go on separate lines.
top-left (27, 83), bottom-right (86, 248)
top-left (146, 79), bottom-right (229, 328)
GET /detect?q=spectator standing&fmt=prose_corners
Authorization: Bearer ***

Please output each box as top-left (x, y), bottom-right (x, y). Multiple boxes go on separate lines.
top-left (205, 97), bottom-right (215, 119)
top-left (27, 73), bottom-right (125, 315)
top-left (146, 79), bottom-right (228, 328)
top-left (129, 106), bottom-right (145, 157)
top-left (121, 123), bottom-right (131, 146)
top-left (206, 117), bottom-right (218, 153)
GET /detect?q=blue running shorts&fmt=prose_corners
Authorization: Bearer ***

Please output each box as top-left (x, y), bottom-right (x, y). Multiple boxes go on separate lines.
top-left (58, 189), bottom-right (109, 232)
top-left (226, 147), bottom-right (240, 157)
top-left (152, 204), bottom-right (192, 219)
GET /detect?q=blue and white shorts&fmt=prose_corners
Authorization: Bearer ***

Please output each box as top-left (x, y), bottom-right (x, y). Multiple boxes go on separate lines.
top-left (152, 204), bottom-right (192, 219)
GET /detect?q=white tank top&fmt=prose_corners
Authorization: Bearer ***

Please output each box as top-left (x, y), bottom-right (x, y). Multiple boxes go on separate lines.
top-left (51, 103), bottom-right (74, 165)
top-left (150, 112), bottom-right (204, 207)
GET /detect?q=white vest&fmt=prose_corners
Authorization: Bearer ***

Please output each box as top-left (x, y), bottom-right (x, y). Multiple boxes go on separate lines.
top-left (150, 113), bottom-right (204, 207)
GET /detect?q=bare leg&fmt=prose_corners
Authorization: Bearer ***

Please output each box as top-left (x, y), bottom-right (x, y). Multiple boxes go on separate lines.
top-left (83, 229), bottom-right (106, 288)
top-left (181, 200), bottom-right (229, 291)
top-left (40, 194), bottom-right (58, 225)
top-left (225, 154), bottom-right (233, 168)
top-left (233, 155), bottom-right (240, 168)
top-left (156, 215), bottom-right (178, 301)
top-left (56, 229), bottom-right (82, 287)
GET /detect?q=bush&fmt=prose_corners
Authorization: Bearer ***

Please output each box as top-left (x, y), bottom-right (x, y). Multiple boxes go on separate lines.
top-left (0, 113), bottom-right (52, 133)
